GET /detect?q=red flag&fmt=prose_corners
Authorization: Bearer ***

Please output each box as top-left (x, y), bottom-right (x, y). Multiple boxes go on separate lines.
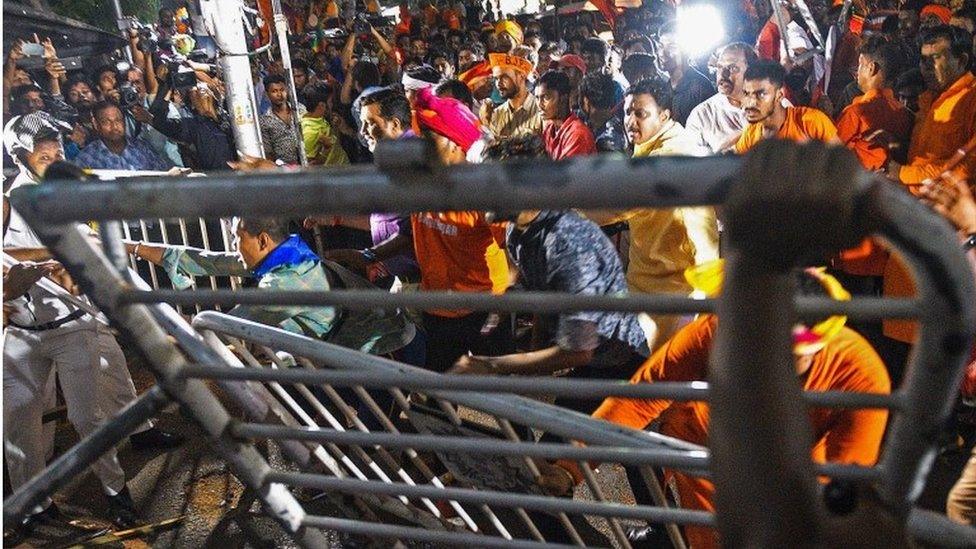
top-left (588, 0), bottom-right (618, 30)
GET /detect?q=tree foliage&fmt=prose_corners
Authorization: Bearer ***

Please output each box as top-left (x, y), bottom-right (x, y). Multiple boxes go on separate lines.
top-left (48, 0), bottom-right (161, 32)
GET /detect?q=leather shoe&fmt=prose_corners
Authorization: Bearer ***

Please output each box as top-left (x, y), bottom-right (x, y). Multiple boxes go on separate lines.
top-left (3, 503), bottom-right (62, 545)
top-left (106, 487), bottom-right (141, 529)
top-left (129, 427), bottom-right (184, 451)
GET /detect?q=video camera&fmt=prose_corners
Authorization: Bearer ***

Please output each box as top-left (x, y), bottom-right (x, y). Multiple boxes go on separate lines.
top-left (353, 13), bottom-right (391, 35)
top-left (163, 63), bottom-right (196, 90)
top-left (117, 17), bottom-right (171, 54)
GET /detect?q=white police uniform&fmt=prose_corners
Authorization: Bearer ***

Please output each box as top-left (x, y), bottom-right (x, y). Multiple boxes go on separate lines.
top-left (3, 204), bottom-right (127, 507)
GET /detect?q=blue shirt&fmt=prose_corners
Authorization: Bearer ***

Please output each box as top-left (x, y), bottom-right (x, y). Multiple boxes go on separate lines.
top-left (507, 210), bottom-right (648, 368)
top-left (74, 136), bottom-right (170, 172)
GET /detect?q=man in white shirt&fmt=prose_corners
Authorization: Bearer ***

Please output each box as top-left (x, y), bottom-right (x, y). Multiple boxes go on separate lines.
top-left (684, 42), bottom-right (760, 154)
top-left (3, 114), bottom-right (180, 541)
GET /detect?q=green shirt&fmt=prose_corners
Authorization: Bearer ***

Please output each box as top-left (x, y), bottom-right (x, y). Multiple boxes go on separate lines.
top-left (301, 116), bottom-right (350, 166)
top-left (160, 246), bottom-right (414, 355)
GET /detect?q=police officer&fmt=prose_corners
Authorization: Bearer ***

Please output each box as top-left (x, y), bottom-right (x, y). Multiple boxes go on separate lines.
top-left (2, 114), bottom-right (176, 542)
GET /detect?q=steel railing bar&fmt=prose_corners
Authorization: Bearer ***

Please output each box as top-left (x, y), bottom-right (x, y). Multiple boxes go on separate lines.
top-left (118, 289), bottom-right (922, 321)
top-left (154, 218), bottom-right (183, 315)
top-left (179, 365), bottom-right (901, 410)
top-left (302, 514), bottom-right (582, 549)
top-left (197, 218), bottom-right (220, 292)
top-left (218, 218), bottom-right (242, 290)
top-left (270, 472), bottom-right (715, 526)
top-left (120, 221), bottom-right (138, 271)
top-left (137, 219), bottom-right (160, 289)
top-left (170, 218), bottom-right (202, 315)
top-left (231, 423), bottom-right (882, 483)
top-left (906, 508), bottom-right (976, 548)
top-left (636, 465), bottom-right (687, 549)
top-left (233, 423), bottom-right (706, 469)
top-left (25, 153), bottom-right (742, 222)
top-left (870, 181), bottom-right (976, 510)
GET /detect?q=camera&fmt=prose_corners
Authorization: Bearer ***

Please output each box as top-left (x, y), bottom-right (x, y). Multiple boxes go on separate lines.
top-left (138, 27), bottom-right (166, 53)
top-left (168, 63), bottom-right (198, 89)
top-left (119, 83), bottom-right (140, 108)
top-left (186, 49), bottom-right (210, 63)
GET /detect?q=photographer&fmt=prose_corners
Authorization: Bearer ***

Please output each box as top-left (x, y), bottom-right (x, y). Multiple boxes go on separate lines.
top-left (121, 63), bottom-right (184, 168)
top-left (148, 65), bottom-right (235, 171)
top-left (4, 36), bottom-right (69, 116)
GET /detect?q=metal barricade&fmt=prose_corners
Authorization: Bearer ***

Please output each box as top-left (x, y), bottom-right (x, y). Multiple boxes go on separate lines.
top-left (5, 142), bottom-right (976, 548)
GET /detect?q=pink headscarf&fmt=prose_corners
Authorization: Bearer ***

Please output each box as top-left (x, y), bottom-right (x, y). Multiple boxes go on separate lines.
top-left (413, 87), bottom-right (481, 153)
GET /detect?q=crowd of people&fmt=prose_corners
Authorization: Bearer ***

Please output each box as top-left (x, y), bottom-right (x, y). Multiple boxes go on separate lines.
top-left (3, 0), bottom-right (976, 545)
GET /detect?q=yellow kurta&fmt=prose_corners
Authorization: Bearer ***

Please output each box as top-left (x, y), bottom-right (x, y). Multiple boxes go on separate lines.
top-left (602, 120), bottom-right (720, 349)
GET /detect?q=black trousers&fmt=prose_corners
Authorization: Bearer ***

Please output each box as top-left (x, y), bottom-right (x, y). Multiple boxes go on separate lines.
top-left (536, 351), bottom-right (646, 444)
top-left (422, 311), bottom-right (514, 373)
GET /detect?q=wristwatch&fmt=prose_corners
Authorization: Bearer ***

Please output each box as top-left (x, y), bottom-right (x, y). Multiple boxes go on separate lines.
top-left (964, 233), bottom-right (976, 252)
top-left (360, 248), bottom-right (379, 264)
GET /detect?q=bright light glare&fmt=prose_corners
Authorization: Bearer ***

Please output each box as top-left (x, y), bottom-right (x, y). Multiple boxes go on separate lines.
top-left (676, 4), bottom-right (726, 58)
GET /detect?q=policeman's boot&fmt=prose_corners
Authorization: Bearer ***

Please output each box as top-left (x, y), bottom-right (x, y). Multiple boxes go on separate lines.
top-left (129, 427), bottom-right (184, 451)
top-left (105, 486), bottom-right (140, 529)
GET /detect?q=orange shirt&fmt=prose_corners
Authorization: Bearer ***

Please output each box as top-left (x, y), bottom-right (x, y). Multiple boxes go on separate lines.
top-left (593, 315), bottom-right (890, 549)
top-left (882, 254), bottom-right (916, 343)
top-left (734, 106), bottom-right (839, 154)
top-left (411, 211), bottom-right (509, 318)
top-left (834, 88), bottom-right (913, 276)
top-left (885, 73), bottom-right (976, 343)
top-left (836, 88), bottom-right (914, 170)
top-left (899, 72), bottom-right (976, 187)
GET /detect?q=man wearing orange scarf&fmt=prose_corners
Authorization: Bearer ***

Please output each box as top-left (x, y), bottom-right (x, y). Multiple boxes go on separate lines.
top-left (484, 53), bottom-right (542, 140)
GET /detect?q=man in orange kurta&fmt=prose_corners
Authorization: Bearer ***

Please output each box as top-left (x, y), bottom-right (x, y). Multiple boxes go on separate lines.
top-left (888, 26), bottom-right (976, 188)
top-left (592, 314), bottom-right (891, 549)
top-left (881, 25), bottom-right (975, 380)
top-left (734, 60), bottom-right (839, 154)
top-left (834, 36), bottom-right (914, 279)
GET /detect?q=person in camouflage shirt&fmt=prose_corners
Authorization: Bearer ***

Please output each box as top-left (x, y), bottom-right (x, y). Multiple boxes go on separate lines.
top-left (125, 217), bottom-right (414, 356)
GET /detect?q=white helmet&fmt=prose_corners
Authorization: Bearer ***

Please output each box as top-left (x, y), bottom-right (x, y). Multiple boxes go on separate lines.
top-left (3, 111), bottom-right (68, 158)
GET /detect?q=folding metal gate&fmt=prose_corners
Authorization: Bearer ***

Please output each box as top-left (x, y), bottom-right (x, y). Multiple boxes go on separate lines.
top-left (5, 140), bottom-right (975, 547)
